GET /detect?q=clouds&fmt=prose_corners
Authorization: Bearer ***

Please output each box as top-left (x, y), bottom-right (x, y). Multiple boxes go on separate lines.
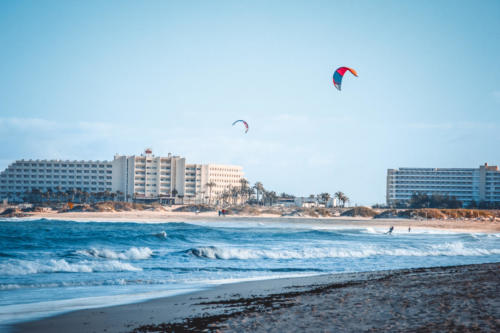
top-left (1, 1), bottom-right (499, 205)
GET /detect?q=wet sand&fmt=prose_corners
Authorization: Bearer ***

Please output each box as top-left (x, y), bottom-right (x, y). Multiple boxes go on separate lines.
top-left (11, 262), bottom-right (500, 333)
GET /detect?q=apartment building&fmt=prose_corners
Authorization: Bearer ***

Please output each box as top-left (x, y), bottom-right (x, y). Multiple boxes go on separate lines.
top-left (386, 163), bottom-right (500, 206)
top-left (0, 159), bottom-right (113, 198)
top-left (207, 164), bottom-right (244, 196)
top-left (0, 149), bottom-right (244, 204)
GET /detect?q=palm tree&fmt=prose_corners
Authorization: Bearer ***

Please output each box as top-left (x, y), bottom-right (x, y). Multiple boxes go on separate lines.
top-left (239, 178), bottom-right (249, 204)
top-left (343, 195), bottom-right (350, 208)
top-left (246, 187), bottom-right (255, 205)
top-left (84, 191), bottom-right (91, 204)
top-left (220, 190), bottom-right (231, 206)
top-left (261, 190), bottom-right (272, 206)
top-left (66, 189), bottom-right (76, 203)
top-left (46, 188), bottom-right (53, 203)
top-left (267, 191), bottom-right (277, 206)
top-left (230, 186), bottom-right (239, 205)
top-left (335, 191), bottom-right (344, 207)
top-left (253, 182), bottom-right (264, 205)
top-left (205, 182), bottom-right (216, 205)
top-left (320, 192), bottom-right (331, 207)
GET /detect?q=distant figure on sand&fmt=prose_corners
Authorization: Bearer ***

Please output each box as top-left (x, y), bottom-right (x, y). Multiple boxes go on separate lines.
top-left (408, 226), bottom-right (411, 232)
top-left (387, 226), bottom-right (394, 235)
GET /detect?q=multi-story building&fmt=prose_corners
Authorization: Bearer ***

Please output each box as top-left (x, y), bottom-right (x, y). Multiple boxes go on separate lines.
top-left (386, 163), bottom-right (500, 206)
top-left (0, 159), bottom-right (114, 198)
top-left (0, 149), bottom-right (244, 204)
top-left (206, 164), bottom-right (244, 196)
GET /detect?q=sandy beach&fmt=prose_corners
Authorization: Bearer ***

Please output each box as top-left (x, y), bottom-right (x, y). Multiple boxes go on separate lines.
top-left (16, 209), bottom-right (500, 233)
top-left (11, 262), bottom-right (499, 333)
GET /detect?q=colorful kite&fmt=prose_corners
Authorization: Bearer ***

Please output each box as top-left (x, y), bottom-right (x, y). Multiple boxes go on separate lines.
top-left (232, 120), bottom-right (249, 133)
top-left (333, 67), bottom-right (358, 91)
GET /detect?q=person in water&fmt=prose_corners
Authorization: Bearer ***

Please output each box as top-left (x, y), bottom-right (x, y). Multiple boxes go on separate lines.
top-left (387, 226), bottom-right (394, 234)
top-left (408, 226), bottom-right (411, 232)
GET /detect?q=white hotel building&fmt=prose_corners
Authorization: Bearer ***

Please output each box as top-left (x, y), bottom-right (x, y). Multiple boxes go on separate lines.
top-left (0, 149), bottom-right (244, 204)
top-left (386, 163), bottom-right (500, 206)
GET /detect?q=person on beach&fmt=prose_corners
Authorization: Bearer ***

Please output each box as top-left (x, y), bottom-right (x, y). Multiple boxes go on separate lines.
top-left (408, 226), bottom-right (411, 232)
top-left (387, 226), bottom-right (394, 235)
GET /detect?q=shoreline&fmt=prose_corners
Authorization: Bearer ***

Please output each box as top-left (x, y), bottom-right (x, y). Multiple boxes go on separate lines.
top-left (10, 262), bottom-right (500, 333)
top-left (4, 210), bottom-right (500, 233)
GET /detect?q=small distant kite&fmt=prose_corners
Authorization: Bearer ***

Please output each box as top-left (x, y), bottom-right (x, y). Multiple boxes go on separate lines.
top-left (232, 120), bottom-right (249, 133)
top-left (333, 67), bottom-right (358, 91)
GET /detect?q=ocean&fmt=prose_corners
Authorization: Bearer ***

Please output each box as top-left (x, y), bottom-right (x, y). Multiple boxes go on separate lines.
top-left (1, 219), bottom-right (499, 325)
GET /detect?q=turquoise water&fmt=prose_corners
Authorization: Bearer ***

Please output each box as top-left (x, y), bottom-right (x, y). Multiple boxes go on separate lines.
top-left (0, 219), bottom-right (499, 324)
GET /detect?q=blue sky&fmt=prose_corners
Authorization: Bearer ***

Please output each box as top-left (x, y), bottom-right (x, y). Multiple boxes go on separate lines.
top-left (1, 0), bottom-right (499, 205)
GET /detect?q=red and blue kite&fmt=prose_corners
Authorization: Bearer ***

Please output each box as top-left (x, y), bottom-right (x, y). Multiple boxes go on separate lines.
top-left (333, 67), bottom-right (358, 91)
top-left (232, 120), bottom-right (249, 133)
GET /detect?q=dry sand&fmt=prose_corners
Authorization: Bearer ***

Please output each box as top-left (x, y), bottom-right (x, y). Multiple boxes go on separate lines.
top-left (16, 209), bottom-right (500, 233)
top-left (11, 263), bottom-right (500, 333)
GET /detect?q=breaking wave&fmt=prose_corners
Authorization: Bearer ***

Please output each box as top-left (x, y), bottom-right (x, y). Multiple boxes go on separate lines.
top-left (76, 247), bottom-right (153, 260)
top-left (154, 231), bottom-right (168, 239)
top-left (0, 259), bottom-right (141, 275)
top-left (188, 242), bottom-right (500, 260)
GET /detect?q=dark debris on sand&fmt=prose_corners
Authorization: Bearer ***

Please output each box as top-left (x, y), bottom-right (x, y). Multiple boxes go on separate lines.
top-left (132, 263), bottom-right (500, 333)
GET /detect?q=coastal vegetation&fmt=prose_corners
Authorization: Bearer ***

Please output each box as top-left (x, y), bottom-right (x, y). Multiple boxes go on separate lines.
top-left (341, 206), bottom-right (378, 217)
top-left (2, 185), bottom-right (500, 221)
top-left (389, 192), bottom-right (500, 210)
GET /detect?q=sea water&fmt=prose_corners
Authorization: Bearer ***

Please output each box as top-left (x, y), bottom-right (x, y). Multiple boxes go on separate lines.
top-left (0, 219), bottom-right (499, 324)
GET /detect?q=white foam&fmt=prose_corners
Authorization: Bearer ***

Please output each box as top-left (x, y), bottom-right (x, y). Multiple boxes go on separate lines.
top-left (76, 247), bottom-right (153, 260)
top-left (190, 243), bottom-right (500, 260)
top-left (155, 231), bottom-right (168, 239)
top-left (0, 259), bottom-right (141, 275)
